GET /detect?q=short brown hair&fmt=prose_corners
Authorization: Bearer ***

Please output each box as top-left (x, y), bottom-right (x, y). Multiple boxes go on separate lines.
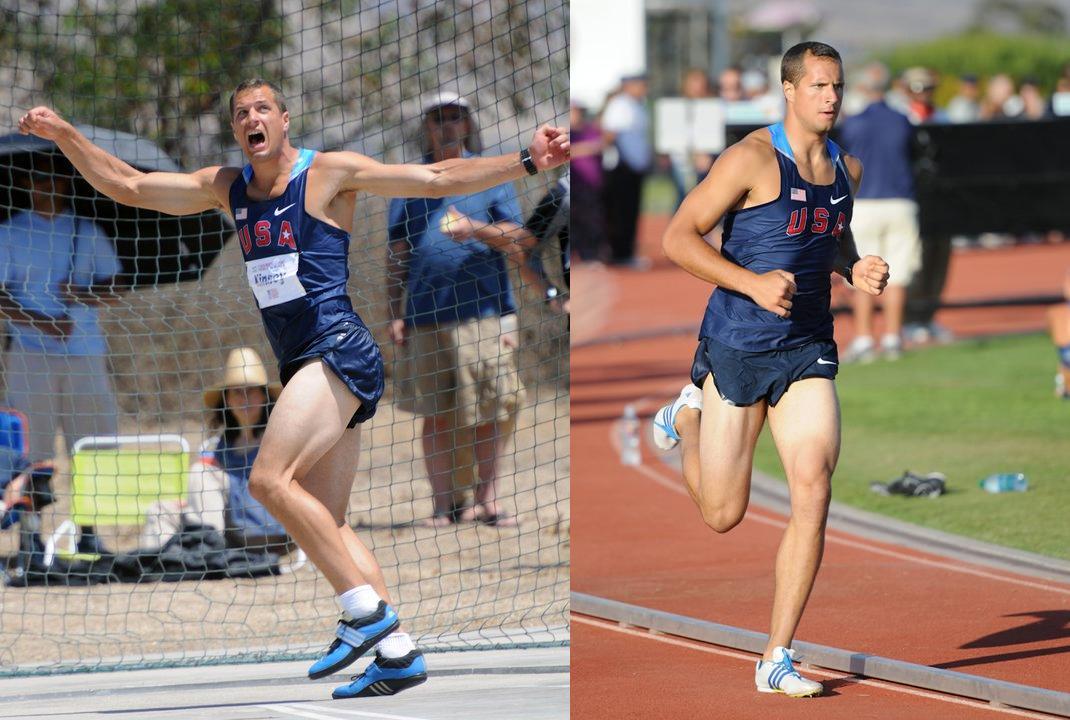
top-left (780, 42), bottom-right (842, 86)
top-left (229, 79), bottom-right (287, 117)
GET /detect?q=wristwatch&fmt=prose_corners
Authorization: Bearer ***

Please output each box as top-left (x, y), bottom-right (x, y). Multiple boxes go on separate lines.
top-left (520, 148), bottom-right (539, 176)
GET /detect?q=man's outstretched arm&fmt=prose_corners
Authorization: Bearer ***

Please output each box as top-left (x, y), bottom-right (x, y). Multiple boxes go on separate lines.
top-left (325, 124), bottom-right (570, 199)
top-left (19, 107), bottom-right (225, 215)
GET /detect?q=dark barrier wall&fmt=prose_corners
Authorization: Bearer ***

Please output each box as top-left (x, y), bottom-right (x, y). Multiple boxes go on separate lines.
top-left (727, 119), bottom-right (1070, 237)
top-left (911, 119), bottom-right (1070, 236)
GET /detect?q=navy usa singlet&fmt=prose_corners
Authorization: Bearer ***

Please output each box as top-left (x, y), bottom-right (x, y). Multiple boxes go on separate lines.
top-left (700, 122), bottom-right (854, 351)
top-left (228, 148), bottom-right (384, 424)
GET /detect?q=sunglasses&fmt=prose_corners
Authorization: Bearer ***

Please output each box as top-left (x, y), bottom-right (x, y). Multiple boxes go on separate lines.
top-left (426, 106), bottom-right (467, 124)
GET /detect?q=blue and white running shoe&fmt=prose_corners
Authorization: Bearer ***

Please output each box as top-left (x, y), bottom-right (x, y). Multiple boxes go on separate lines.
top-left (308, 601), bottom-right (400, 680)
top-left (333, 650), bottom-right (428, 699)
top-left (755, 646), bottom-right (823, 697)
top-left (651, 383), bottom-right (703, 451)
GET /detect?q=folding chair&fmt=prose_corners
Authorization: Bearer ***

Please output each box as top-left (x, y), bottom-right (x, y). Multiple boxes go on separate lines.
top-left (46, 434), bottom-right (190, 562)
top-left (0, 406), bottom-right (29, 455)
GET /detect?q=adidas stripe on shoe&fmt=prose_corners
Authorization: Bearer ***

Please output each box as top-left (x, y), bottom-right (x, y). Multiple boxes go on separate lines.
top-left (755, 646), bottom-right (822, 698)
top-left (651, 383), bottom-right (703, 451)
top-left (332, 650), bottom-right (428, 699)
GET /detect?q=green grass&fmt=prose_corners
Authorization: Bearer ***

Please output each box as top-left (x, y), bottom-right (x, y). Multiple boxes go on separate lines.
top-left (751, 333), bottom-right (1070, 559)
top-left (641, 174), bottom-right (677, 215)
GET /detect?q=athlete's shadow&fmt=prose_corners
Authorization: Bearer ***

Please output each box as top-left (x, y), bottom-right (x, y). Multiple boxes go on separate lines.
top-left (931, 610), bottom-right (1070, 671)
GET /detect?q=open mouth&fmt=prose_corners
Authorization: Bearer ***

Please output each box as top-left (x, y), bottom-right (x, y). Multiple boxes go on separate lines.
top-left (248, 131), bottom-right (266, 150)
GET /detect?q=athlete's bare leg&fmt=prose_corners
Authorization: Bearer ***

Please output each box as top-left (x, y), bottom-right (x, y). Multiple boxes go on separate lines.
top-left (248, 359), bottom-right (370, 594)
top-left (762, 377), bottom-right (839, 659)
top-left (677, 373), bottom-right (767, 532)
top-left (299, 426), bottom-right (393, 605)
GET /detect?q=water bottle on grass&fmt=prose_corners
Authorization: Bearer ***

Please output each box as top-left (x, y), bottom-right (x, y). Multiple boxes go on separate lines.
top-left (979, 473), bottom-right (1028, 493)
top-left (619, 404), bottom-right (642, 466)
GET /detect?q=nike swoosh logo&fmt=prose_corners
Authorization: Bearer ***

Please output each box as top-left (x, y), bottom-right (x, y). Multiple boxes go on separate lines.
top-left (273, 203), bottom-right (296, 216)
top-left (816, 358), bottom-right (838, 365)
top-left (831, 195), bottom-right (848, 205)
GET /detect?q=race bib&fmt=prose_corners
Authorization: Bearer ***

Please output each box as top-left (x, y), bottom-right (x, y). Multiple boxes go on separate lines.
top-left (245, 253), bottom-right (307, 308)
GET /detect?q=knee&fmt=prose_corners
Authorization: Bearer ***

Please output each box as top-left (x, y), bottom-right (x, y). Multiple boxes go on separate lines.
top-left (248, 468), bottom-right (286, 508)
top-left (699, 504), bottom-right (745, 534)
top-left (790, 474), bottom-right (831, 525)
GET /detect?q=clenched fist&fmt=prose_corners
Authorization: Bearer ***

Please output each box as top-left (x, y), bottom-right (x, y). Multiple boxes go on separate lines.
top-left (528, 125), bottom-right (570, 170)
top-left (851, 255), bottom-right (890, 296)
top-left (18, 107), bottom-right (71, 142)
top-left (750, 269), bottom-right (796, 318)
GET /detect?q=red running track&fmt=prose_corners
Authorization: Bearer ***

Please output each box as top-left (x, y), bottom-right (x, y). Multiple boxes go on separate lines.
top-left (571, 221), bottom-right (1070, 718)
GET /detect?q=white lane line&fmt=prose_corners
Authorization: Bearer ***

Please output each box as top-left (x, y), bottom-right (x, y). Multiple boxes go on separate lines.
top-left (260, 704), bottom-right (432, 720)
top-left (574, 615), bottom-right (1060, 719)
top-left (315, 707), bottom-right (434, 720)
top-left (611, 415), bottom-right (1070, 596)
top-left (260, 704), bottom-right (342, 720)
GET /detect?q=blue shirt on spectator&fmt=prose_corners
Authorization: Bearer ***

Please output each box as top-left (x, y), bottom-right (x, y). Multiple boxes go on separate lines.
top-left (837, 100), bottom-right (915, 200)
top-left (388, 176), bottom-right (521, 327)
top-left (213, 438), bottom-right (285, 539)
top-left (0, 210), bottom-right (120, 356)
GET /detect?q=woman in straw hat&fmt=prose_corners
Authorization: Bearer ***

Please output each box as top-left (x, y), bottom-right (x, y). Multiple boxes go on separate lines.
top-left (139, 347), bottom-right (290, 554)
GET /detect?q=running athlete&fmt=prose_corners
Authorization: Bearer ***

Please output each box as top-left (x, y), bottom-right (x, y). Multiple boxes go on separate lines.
top-left (651, 43), bottom-right (889, 697)
top-left (18, 79), bottom-right (569, 699)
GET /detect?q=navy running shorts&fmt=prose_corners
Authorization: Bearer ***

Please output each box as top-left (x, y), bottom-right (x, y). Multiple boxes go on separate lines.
top-left (690, 336), bottom-right (838, 407)
top-left (280, 319), bottom-right (385, 427)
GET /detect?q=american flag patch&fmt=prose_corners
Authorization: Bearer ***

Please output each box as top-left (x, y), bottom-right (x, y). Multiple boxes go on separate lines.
top-left (235, 208), bottom-right (247, 220)
top-left (790, 188), bottom-right (806, 202)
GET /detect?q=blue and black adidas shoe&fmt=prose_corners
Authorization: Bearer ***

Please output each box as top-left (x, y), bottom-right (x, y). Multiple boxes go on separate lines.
top-left (332, 650), bottom-right (428, 699)
top-left (307, 601), bottom-right (400, 680)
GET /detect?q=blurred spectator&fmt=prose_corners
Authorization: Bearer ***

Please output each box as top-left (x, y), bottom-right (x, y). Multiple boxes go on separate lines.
top-left (568, 102), bottom-right (607, 262)
top-left (901, 67), bottom-right (947, 124)
top-left (1050, 75), bottom-right (1070, 116)
top-left (444, 170), bottom-right (570, 314)
top-left (139, 347), bottom-right (290, 554)
top-left (885, 74), bottom-right (912, 116)
top-left (839, 62), bottom-right (919, 362)
top-left (667, 68), bottom-right (714, 208)
top-left (740, 68), bottom-right (784, 121)
top-left (980, 73), bottom-right (1019, 120)
top-left (388, 91), bottom-right (524, 527)
top-left (945, 74), bottom-right (981, 123)
top-left (900, 69), bottom-right (952, 344)
top-left (0, 154), bottom-right (121, 556)
top-left (601, 74), bottom-right (653, 268)
top-left (1049, 270), bottom-right (1070, 400)
top-left (1019, 76), bottom-right (1048, 120)
top-left (716, 66), bottom-right (744, 102)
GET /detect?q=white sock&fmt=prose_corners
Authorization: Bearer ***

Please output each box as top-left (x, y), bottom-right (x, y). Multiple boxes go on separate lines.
top-left (377, 631), bottom-right (415, 659)
top-left (338, 585), bottom-right (381, 618)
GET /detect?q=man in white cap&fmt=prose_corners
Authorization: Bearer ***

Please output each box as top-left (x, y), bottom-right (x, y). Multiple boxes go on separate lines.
top-left (19, 78), bottom-right (568, 699)
top-left (387, 90), bottom-right (526, 528)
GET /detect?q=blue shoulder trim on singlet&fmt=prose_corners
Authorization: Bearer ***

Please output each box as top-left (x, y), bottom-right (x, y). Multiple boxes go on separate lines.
top-left (767, 122), bottom-right (793, 160)
top-left (240, 148), bottom-right (314, 185)
top-left (825, 138), bottom-right (842, 169)
top-left (290, 148), bottom-right (315, 179)
top-left (770, 123), bottom-right (847, 174)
